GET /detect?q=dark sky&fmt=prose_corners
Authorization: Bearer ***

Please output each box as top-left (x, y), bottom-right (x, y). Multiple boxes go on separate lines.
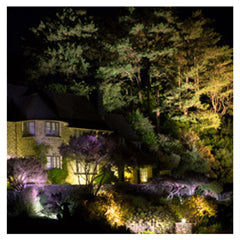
top-left (7, 6), bottom-right (233, 84)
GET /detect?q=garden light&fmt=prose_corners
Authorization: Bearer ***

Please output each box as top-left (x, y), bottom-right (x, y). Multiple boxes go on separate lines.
top-left (181, 218), bottom-right (186, 223)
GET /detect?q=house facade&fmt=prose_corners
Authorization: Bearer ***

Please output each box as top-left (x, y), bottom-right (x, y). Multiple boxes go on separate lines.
top-left (7, 84), bottom-right (152, 185)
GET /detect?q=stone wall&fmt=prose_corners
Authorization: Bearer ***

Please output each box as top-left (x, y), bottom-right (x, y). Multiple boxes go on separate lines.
top-left (7, 120), bottom-right (103, 159)
top-left (7, 122), bottom-right (17, 158)
top-left (175, 223), bottom-right (192, 234)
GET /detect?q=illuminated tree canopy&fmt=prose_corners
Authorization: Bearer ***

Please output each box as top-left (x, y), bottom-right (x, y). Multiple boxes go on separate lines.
top-left (21, 7), bottom-right (233, 184)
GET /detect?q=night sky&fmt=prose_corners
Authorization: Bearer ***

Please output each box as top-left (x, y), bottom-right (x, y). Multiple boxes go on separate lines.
top-left (7, 6), bottom-right (233, 85)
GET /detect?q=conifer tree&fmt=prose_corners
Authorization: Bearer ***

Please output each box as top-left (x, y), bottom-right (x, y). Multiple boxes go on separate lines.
top-left (24, 8), bottom-right (98, 92)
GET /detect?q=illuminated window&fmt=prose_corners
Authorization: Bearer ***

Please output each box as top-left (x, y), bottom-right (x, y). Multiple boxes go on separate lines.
top-left (46, 156), bottom-right (62, 169)
top-left (23, 121), bottom-right (35, 136)
top-left (140, 167), bottom-right (148, 183)
top-left (46, 121), bottom-right (59, 136)
top-left (75, 161), bottom-right (97, 175)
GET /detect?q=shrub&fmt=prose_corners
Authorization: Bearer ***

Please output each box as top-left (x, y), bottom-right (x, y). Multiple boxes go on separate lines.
top-left (157, 134), bottom-right (183, 154)
top-left (130, 109), bottom-right (158, 148)
top-left (196, 223), bottom-right (222, 233)
top-left (201, 181), bottom-right (223, 195)
top-left (7, 186), bottom-right (41, 217)
top-left (47, 158), bottom-right (68, 184)
top-left (47, 168), bottom-right (68, 184)
top-left (169, 196), bottom-right (217, 226)
top-left (7, 158), bottom-right (48, 191)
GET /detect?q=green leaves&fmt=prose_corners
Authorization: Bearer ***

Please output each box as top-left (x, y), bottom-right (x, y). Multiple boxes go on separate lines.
top-left (100, 82), bottom-right (136, 112)
top-left (26, 8), bottom-right (98, 82)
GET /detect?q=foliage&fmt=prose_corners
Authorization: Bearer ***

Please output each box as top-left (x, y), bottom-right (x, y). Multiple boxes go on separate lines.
top-left (157, 134), bottom-right (183, 154)
top-left (59, 134), bottom-right (117, 196)
top-left (169, 196), bottom-right (217, 226)
top-left (130, 109), bottom-right (158, 148)
top-left (21, 7), bottom-right (233, 186)
top-left (7, 187), bottom-right (40, 217)
top-left (7, 158), bottom-right (48, 191)
top-left (94, 169), bottom-right (118, 184)
top-left (47, 157), bottom-right (68, 184)
top-left (99, 82), bottom-right (136, 112)
top-left (196, 223), bottom-right (222, 233)
top-left (47, 168), bottom-right (68, 184)
top-left (46, 83), bottom-right (68, 94)
top-left (87, 189), bottom-right (131, 227)
top-left (70, 79), bottom-right (95, 99)
top-left (33, 143), bottom-right (51, 165)
top-left (24, 8), bottom-right (98, 85)
top-left (201, 181), bottom-right (223, 195)
top-left (140, 230), bottom-right (155, 234)
top-left (175, 147), bottom-right (210, 175)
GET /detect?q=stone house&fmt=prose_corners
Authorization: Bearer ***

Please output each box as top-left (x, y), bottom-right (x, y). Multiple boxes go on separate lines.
top-left (7, 84), bottom-right (152, 184)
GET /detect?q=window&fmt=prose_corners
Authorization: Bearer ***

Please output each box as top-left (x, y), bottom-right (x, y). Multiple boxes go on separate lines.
top-left (73, 129), bottom-right (81, 138)
top-left (140, 167), bottom-right (148, 183)
top-left (46, 121), bottom-right (59, 136)
top-left (75, 161), bottom-right (97, 175)
top-left (46, 156), bottom-right (62, 169)
top-left (23, 121), bottom-right (35, 136)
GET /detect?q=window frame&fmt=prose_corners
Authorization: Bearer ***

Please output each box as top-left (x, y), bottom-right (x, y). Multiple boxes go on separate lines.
top-left (73, 129), bottom-right (81, 138)
top-left (45, 121), bottom-right (60, 137)
top-left (22, 121), bottom-right (35, 137)
top-left (75, 160), bottom-right (97, 175)
top-left (46, 156), bottom-right (62, 169)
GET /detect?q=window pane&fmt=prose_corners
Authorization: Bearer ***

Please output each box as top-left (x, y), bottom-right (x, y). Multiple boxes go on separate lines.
top-left (140, 168), bottom-right (148, 183)
top-left (52, 123), bottom-right (56, 134)
top-left (56, 157), bottom-right (59, 168)
top-left (60, 157), bottom-right (62, 169)
top-left (23, 121), bottom-right (34, 136)
top-left (47, 156), bottom-right (51, 169)
top-left (55, 123), bottom-right (59, 136)
top-left (29, 122), bottom-right (35, 135)
top-left (46, 122), bottom-right (51, 135)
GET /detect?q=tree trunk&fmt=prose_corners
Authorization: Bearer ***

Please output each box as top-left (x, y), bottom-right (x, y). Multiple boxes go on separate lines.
top-left (156, 85), bottom-right (161, 133)
top-left (178, 65), bottom-right (181, 88)
top-left (118, 164), bottom-right (125, 182)
top-left (184, 76), bottom-right (189, 115)
top-left (147, 76), bottom-right (152, 116)
top-left (194, 55), bottom-right (199, 91)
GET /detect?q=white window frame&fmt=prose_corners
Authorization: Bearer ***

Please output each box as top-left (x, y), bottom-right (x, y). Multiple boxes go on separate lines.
top-left (46, 156), bottom-right (62, 169)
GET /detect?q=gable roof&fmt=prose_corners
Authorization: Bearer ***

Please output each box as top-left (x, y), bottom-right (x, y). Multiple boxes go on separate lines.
top-left (7, 84), bottom-right (109, 130)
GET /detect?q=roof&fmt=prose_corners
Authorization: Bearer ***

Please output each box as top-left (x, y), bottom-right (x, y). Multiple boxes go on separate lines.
top-left (104, 113), bottom-right (141, 142)
top-left (7, 84), bottom-right (109, 131)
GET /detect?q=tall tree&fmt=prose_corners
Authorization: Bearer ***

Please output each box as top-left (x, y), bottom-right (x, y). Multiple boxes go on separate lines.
top-left (24, 8), bottom-right (98, 92)
top-left (164, 10), bottom-right (233, 131)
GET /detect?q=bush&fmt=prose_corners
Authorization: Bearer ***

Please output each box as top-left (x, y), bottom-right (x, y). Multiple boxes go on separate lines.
top-left (157, 134), bottom-right (183, 154)
top-left (7, 158), bottom-right (48, 191)
top-left (47, 157), bottom-right (68, 184)
top-left (201, 181), bottom-right (223, 195)
top-left (47, 169), bottom-right (68, 184)
top-left (169, 196), bottom-right (217, 226)
top-left (7, 187), bottom-right (41, 217)
top-left (196, 223), bottom-right (222, 233)
top-left (130, 109), bottom-right (158, 148)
